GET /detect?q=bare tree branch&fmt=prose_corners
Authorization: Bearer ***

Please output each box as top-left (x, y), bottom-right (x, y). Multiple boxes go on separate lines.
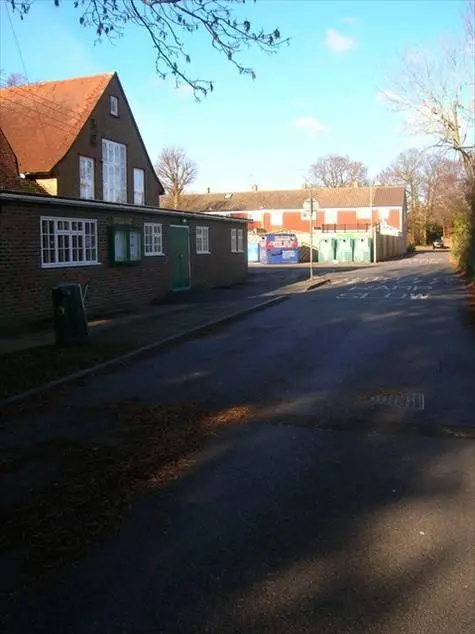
top-left (377, 148), bottom-right (466, 243)
top-left (8, 0), bottom-right (288, 98)
top-left (308, 154), bottom-right (369, 188)
top-left (155, 146), bottom-right (197, 208)
top-left (380, 0), bottom-right (475, 181)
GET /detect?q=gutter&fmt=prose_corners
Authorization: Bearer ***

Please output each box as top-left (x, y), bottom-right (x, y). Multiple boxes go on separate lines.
top-left (0, 191), bottom-right (249, 225)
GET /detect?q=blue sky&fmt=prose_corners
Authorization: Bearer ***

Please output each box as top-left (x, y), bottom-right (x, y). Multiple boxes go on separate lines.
top-left (0, 0), bottom-right (468, 192)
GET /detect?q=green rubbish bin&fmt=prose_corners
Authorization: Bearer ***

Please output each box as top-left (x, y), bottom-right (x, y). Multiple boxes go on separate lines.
top-left (318, 238), bottom-right (336, 263)
top-left (52, 283), bottom-right (89, 346)
top-left (353, 236), bottom-right (372, 262)
top-left (335, 238), bottom-right (354, 262)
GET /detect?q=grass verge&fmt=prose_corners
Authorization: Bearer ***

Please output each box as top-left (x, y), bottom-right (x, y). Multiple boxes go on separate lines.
top-left (0, 342), bottom-right (132, 402)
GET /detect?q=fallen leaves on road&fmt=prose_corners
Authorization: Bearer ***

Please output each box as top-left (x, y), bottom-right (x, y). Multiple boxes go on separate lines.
top-left (1, 402), bottom-right (255, 578)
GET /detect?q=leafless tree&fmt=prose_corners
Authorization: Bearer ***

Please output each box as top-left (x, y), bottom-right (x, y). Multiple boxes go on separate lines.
top-left (377, 148), bottom-right (426, 242)
top-left (156, 146), bottom-right (197, 208)
top-left (378, 148), bottom-right (465, 243)
top-left (8, 0), bottom-right (288, 98)
top-left (380, 0), bottom-right (475, 181)
top-left (308, 154), bottom-right (369, 188)
top-left (0, 70), bottom-right (27, 87)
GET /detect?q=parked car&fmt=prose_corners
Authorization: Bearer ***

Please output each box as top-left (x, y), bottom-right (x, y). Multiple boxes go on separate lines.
top-left (432, 238), bottom-right (445, 249)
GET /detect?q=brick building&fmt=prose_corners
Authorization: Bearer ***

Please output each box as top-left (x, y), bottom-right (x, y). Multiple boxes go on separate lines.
top-left (0, 72), bottom-right (163, 205)
top-left (162, 185), bottom-right (408, 237)
top-left (0, 74), bottom-right (247, 329)
top-left (0, 191), bottom-right (247, 330)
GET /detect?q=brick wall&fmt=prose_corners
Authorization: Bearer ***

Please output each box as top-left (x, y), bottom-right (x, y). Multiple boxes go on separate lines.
top-left (0, 196), bottom-right (247, 330)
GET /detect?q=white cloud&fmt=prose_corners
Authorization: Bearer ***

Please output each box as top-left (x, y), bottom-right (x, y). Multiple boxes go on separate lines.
top-left (292, 117), bottom-right (329, 133)
top-left (340, 16), bottom-right (357, 24)
top-left (324, 29), bottom-right (355, 54)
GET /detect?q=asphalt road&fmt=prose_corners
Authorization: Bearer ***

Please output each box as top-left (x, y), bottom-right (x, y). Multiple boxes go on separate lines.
top-left (3, 252), bottom-right (475, 633)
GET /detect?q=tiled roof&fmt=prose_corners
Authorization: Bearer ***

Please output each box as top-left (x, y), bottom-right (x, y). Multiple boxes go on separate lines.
top-left (0, 73), bottom-right (113, 174)
top-left (161, 186), bottom-right (406, 212)
top-left (0, 128), bottom-right (46, 194)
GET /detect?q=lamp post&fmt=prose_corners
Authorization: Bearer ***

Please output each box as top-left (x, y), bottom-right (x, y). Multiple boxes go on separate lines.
top-left (303, 195), bottom-right (319, 280)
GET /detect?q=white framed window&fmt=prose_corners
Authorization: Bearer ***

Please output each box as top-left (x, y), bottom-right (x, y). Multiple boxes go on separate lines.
top-left (379, 208), bottom-right (390, 221)
top-left (356, 207), bottom-right (372, 220)
top-left (102, 138), bottom-right (127, 203)
top-left (79, 156), bottom-right (95, 200)
top-left (231, 228), bottom-right (244, 253)
top-left (40, 217), bottom-right (98, 268)
top-left (144, 223), bottom-right (163, 256)
top-left (270, 211), bottom-right (283, 226)
top-left (133, 168), bottom-right (145, 205)
top-left (324, 209), bottom-right (338, 224)
top-left (196, 226), bottom-right (210, 254)
top-left (110, 95), bottom-right (119, 117)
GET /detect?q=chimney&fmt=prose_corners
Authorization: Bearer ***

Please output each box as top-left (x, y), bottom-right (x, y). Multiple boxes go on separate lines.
top-left (352, 181), bottom-right (358, 188)
top-left (252, 184), bottom-right (258, 192)
top-left (206, 187), bottom-right (211, 193)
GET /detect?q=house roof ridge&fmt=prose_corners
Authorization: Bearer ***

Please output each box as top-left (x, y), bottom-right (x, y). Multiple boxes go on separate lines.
top-left (182, 184), bottom-right (404, 196)
top-left (0, 72), bottom-right (115, 92)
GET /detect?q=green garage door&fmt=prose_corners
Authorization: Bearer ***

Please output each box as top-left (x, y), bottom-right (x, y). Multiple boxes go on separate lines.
top-left (170, 225), bottom-right (190, 290)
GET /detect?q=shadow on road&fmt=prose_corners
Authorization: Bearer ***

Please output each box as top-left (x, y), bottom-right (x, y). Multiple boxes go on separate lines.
top-left (1, 255), bottom-right (474, 633)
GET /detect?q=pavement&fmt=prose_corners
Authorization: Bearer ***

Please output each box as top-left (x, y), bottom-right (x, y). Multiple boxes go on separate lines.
top-left (2, 251), bottom-right (475, 633)
top-left (0, 264), bottom-right (325, 356)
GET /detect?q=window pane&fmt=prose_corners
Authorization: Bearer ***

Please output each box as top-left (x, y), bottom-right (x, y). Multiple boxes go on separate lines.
top-left (115, 231), bottom-right (127, 261)
top-left (238, 229), bottom-right (243, 252)
top-left (129, 231), bottom-right (141, 260)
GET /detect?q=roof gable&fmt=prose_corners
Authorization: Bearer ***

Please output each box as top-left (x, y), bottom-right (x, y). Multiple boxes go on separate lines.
top-left (107, 74), bottom-right (164, 196)
top-left (161, 186), bottom-right (406, 212)
top-left (0, 73), bottom-right (113, 174)
top-left (0, 127), bottom-right (46, 194)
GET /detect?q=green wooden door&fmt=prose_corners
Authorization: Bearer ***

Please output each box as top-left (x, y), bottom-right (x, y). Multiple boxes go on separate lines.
top-left (170, 225), bottom-right (190, 290)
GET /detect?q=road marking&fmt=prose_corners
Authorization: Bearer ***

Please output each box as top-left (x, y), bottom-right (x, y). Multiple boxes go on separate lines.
top-left (369, 392), bottom-right (425, 410)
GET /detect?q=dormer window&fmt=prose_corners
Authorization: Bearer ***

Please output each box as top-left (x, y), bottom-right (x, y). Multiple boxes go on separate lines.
top-left (110, 95), bottom-right (119, 117)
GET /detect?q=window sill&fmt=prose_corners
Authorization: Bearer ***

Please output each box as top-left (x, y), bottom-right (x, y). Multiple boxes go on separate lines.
top-left (110, 260), bottom-right (142, 267)
top-left (196, 251), bottom-right (211, 255)
top-left (41, 261), bottom-right (100, 269)
top-left (144, 252), bottom-right (165, 257)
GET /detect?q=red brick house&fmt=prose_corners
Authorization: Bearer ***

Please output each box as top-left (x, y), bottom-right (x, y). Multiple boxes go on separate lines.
top-left (162, 185), bottom-right (407, 237)
top-left (0, 72), bottom-right (163, 205)
top-left (0, 79), bottom-right (248, 330)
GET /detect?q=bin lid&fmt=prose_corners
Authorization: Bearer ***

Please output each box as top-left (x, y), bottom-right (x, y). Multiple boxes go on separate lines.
top-left (53, 282), bottom-right (82, 289)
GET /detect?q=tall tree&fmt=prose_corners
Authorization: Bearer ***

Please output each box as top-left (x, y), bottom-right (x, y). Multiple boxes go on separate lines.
top-left (377, 148), bottom-right (426, 242)
top-left (8, 0), bottom-right (288, 98)
top-left (156, 146), bottom-right (197, 209)
top-left (308, 154), bottom-right (369, 188)
top-left (377, 149), bottom-right (464, 243)
top-left (381, 0), bottom-right (474, 181)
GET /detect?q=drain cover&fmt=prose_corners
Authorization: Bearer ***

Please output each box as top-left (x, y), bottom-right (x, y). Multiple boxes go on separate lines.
top-left (369, 392), bottom-right (425, 410)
